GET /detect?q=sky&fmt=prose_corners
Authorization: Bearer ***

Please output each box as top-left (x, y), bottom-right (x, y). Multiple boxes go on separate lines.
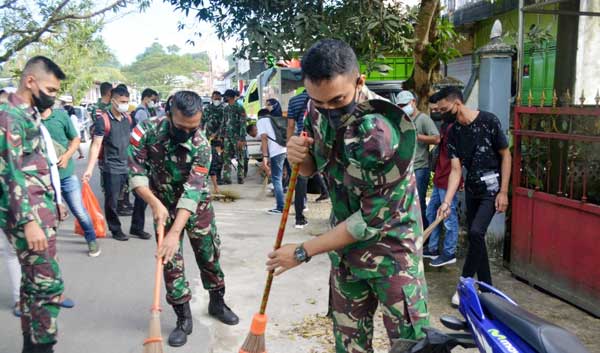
top-left (102, 1), bottom-right (236, 67)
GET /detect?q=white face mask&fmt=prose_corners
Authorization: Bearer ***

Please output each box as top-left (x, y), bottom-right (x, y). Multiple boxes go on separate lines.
top-left (116, 103), bottom-right (129, 113)
top-left (402, 103), bottom-right (414, 117)
top-left (147, 101), bottom-right (156, 109)
top-left (213, 100), bottom-right (222, 106)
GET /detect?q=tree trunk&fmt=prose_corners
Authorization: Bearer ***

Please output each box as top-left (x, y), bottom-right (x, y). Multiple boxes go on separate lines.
top-left (412, 0), bottom-right (440, 112)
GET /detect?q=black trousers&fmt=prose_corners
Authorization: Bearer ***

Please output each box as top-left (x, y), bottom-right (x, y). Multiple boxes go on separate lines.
top-left (294, 176), bottom-right (308, 223)
top-left (131, 194), bottom-right (147, 233)
top-left (461, 193), bottom-right (496, 285)
top-left (102, 172), bottom-right (146, 234)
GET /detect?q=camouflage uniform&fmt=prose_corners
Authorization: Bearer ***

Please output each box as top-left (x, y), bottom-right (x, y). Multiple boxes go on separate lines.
top-left (129, 117), bottom-right (225, 304)
top-left (0, 94), bottom-right (64, 345)
top-left (221, 103), bottom-right (246, 183)
top-left (89, 98), bottom-right (111, 123)
top-left (304, 89), bottom-right (429, 353)
top-left (203, 103), bottom-right (225, 179)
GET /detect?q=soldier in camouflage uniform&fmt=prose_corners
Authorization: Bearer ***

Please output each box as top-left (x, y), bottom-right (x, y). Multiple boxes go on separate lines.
top-left (129, 91), bottom-right (239, 348)
top-left (89, 81), bottom-right (113, 122)
top-left (203, 90), bottom-right (225, 185)
top-left (221, 89), bottom-right (247, 184)
top-left (267, 40), bottom-right (429, 353)
top-left (0, 56), bottom-right (66, 353)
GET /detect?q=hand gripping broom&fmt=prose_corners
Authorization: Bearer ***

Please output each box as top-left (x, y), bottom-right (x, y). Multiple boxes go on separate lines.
top-left (239, 133), bottom-right (306, 353)
top-left (143, 224), bottom-right (166, 353)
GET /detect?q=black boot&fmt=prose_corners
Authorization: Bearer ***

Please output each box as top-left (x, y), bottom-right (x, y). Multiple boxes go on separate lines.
top-left (168, 302), bottom-right (193, 347)
top-left (208, 288), bottom-right (239, 325)
top-left (22, 334), bottom-right (33, 353)
top-left (34, 343), bottom-right (54, 353)
top-left (22, 334), bottom-right (54, 353)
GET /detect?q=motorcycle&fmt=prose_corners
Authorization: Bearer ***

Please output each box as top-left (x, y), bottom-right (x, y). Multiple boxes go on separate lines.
top-left (390, 277), bottom-right (590, 353)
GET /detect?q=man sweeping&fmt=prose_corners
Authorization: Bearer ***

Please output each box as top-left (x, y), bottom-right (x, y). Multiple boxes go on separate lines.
top-left (129, 90), bottom-right (239, 348)
top-left (267, 39), bottom-right (430, 352)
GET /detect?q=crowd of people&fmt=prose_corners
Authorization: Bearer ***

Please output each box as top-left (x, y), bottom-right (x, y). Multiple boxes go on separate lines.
top-left (0, 37), bottom-right (510, 353)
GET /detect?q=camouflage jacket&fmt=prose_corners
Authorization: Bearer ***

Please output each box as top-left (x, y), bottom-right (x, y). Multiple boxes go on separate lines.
top-left (90, 98), bottom-right (111, 122)
top-left (222, 103), bottom-right (247, 141)
top-left (202, 103), bottom-right (224, 138)
top-left (304, 87), bottom-right (420, 279)
top-left (128, 117), bottom-right (211, 215)
top-left (0, 93), bottom-right (57, 231)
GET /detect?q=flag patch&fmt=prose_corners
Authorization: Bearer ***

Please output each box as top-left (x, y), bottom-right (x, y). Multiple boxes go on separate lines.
top-left (194, 166), bottom-right (208, 174)
top-left (130, 126), bottom-right (145, 147)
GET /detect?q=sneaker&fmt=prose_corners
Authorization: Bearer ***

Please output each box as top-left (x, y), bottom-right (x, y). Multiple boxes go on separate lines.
top-left (87, 241), bottom-right (101, 257)
top-left (266, 209), bottom-right (283, 215)
top-left (295, 219), bottom-right (309, 229)
top-left (303, 206), bottom-right (309, 212)
top-left (112, 230), bottom-right (129, 241)
top-left (451, 291), bottom-right (460, 307)
top-left (423, 248), bottom-right (439, 259)
top-left (430, 254), bottom-right (456, 267)
top-left (315, 194), bottom-right (329, 202)
top-left (12, 302), bottom-right (21, 317)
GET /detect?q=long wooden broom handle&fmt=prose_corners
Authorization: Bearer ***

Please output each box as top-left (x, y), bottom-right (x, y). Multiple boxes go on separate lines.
top-left (423, 217), bottom-right (444, 243)
top-left (259, 133), bottom-right (306, 315)
top-left (151, 224), bottom-right (165, 312)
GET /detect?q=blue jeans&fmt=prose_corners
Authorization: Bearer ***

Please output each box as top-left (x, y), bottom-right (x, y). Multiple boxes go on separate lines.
top-left (61, 175), bottom-right (97, 243)
top-left (425, 186), bottom-right (458, 257)
top-left (414, 168), bottom-right (430, 228)
top-left (270, 153), bottom-right (286, 211)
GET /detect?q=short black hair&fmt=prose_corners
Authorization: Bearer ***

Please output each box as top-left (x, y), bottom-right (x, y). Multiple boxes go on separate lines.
top-left (211, 91), bottom-right (222, 97)
top-left (170, 90), bottom-right (203, 117)
top-left (301, 39), bottom-right (359, 84)
top-left (257, 108), bottom-right (270, 117)
top-left (111, 85), bottom-right (130, 98)
top-left (141, 88), bottom-right (158, 100)
top-left (429, 91), bottom-right (442, 104)
top-left (246, 124), bottom-right (257, 134)
top-left (212, 139), bottom-right (224, 148)
top-left (100, 82), bottom-right (113, 96)
top-left (437, 86), bottom-right (464, 103)
top-left (22, 56), bottom-right (66, 81)
top-left (223, 89), bottom-right (236, 98)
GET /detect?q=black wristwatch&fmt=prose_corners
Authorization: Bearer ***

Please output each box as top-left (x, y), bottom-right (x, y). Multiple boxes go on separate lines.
top-left (294, 244), bottom-right (311, 263)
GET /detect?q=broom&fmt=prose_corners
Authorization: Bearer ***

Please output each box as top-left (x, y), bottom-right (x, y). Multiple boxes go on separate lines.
top-left (143, 224), bottom-right (166, 353)
top-left (255, 174), bottom-right (269, 200)
top-left (240, 135), bottom-right (306, 353)
top-left (423, 216), bottom-right (444, 243)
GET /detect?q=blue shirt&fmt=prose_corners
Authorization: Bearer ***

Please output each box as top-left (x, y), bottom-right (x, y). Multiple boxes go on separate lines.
top-left (287, 91), bottom-right (309, 135)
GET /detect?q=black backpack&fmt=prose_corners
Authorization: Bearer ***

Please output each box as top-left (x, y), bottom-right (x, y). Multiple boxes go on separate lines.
top-left (262, 115), bottom-right (288, 147)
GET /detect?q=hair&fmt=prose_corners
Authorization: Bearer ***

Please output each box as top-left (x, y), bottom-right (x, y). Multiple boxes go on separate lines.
top-left (223, 89), bottom-right (236, 98)
top-left (301, 39), bottom-right (359, 84)
top-left (141, 88), bottom-right (158, 100)
top-left (246, 124), bottom-right (257, 134)
top-left (257, 108), bottom-right (270, 117)
top-left (64, 105), bottom-right (75, 116)
top-left (437, 86), bottom-right (464, 103)
top-left (100, 82), bottom-right (113, 96)
top-left (211, 91), bottom-right (222, 97)
top-left (168, 90), bottom-right (203, 117)
top-left (429, 91), bottom-right (442, 104)
top-left (111, 85), bottom-right (130, 98)
top-left (266, 98), bottom-right (282, 117)
top-left (212, 139), bottom-right (224, 148)
top-left (22, 56), bottom-right (66, 81)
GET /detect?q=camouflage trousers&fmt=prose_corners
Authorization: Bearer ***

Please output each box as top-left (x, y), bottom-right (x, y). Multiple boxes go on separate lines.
top-left (162, 202), bottom-right (225, 305)
top-left (330, 264), bottom-right (429, 353)
top-left (5, 227), bottom-right (64, 345)
top-left (222, 140), bottom-right (244, 182)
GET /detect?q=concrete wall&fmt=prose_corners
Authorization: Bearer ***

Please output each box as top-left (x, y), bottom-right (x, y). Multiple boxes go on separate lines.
top-left (574, 0), bottom-right (600, 104)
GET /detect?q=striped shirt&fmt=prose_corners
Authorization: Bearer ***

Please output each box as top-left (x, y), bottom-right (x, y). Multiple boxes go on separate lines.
top-left (286, 90), bottom-right (309, 135)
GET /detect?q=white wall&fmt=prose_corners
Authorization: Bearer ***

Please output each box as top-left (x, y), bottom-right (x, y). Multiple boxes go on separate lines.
top-left (574, 0), bottom-right (600, 104)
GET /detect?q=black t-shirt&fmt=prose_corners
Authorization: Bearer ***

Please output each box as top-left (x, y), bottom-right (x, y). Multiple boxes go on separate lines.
top-left (447, 111), bottom-right (508, 197)
top-left (93, 111), bottom-right (134, 174)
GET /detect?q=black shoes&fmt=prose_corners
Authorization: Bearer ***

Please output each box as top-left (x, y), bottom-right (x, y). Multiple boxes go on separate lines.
top-left (130, 229), bottom-right (152, 240)
top-left (168, 302), bottom-right (193, 347)
top-left (22, 334), bottom-right (54, 353)
top-left (315, 193), bottom-right (329, 202)
top-left (208, 288), bottom-right (239, 325)
top-left (116, 208), bottom-right (133, 216)
top-left (237, 177), bottom-right (244, 184)
top-left (112, 230), bottom-right (129, 241)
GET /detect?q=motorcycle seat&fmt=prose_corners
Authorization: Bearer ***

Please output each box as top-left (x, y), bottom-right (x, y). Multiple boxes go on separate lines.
top-left (479, 293), bottom-right (589, 353)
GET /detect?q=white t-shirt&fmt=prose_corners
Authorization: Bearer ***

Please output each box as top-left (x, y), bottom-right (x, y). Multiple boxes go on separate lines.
top-left (256, 117), bottom-right (286, 158)
top-left (70, 114), bottom-right (80, 132)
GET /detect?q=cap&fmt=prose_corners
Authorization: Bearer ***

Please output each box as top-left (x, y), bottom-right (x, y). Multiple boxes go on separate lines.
top-left (396, 90), bottom-right (415, 105)
top-left (59, 95), bottom-right (73, 103)
top-left (0, 87), bottom-right (17, 94)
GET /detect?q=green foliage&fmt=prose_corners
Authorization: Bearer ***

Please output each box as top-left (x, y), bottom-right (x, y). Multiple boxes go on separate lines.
top-left (166, 0), bottom-right (416, 72)
top-left (122, 43), bottom-right (210, 97)
top-left (423, 18), bottom-right (463, 74)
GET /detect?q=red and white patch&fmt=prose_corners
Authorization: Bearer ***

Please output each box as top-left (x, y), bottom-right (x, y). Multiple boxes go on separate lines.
top-left (194, 166), bottom-right (208, 174)
top-left (130, 126), bottom-right (145, 147)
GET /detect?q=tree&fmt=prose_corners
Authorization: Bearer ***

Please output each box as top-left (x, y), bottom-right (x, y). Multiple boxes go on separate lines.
top-left (123, 43), bottom-right (210, 97)
top-left (0, 0), bottom-right (145, 64)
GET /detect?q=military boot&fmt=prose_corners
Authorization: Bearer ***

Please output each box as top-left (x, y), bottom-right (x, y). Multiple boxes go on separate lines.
top-left (34, 343), bottom-right (54, 353)
top-left (208, 288), bottom-right (239, 325)
top-left (168, 302), bottom-right (193, 347)
top-left (22, 334), bottom-right (33, 353)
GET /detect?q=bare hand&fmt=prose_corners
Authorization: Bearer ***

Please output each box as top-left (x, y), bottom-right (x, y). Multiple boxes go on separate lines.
top-left (286, 136), bottom-right (314, 165)
top-left (267, 244), bottom-right (301, 276)
top-left (158, 232), bottom-right (180, 264)
top-left (262, 159), bottom-right (271, 176)
top-left (82, 169), bottom-right (92, 183)
top-left (150, 201), bottom-right (169, 228)
top-left (237, 141), bottom-right (245, 149)
top-left (58, 204), bottom-right (69, 221)
top-left (495, 191), bottom-right (509, 213)
top-left (57, 155), bottom-right (69, 169)
top-left (437, 202), bottom-right (451, 220)
top-left (24, 221), bottom-right (48, 252)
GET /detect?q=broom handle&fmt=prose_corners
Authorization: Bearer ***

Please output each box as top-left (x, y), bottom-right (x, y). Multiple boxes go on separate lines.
top-left (151, 224), bottom-right (165, 312)
top-left (259, 133), bottom-right (307, 315)
top-left (423, 217), bottom-right (444, 243)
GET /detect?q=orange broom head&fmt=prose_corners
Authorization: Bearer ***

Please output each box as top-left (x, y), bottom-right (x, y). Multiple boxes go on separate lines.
top-left (143, 311), bottom-right (164, 353)
top-left (239, 314), bottom-right (267, 353)
top-left (250, 314), bottom-right (267, 335)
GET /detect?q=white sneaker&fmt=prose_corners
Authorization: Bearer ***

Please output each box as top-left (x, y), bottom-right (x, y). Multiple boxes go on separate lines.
top-left (451, 291), bottom-right (460, 307)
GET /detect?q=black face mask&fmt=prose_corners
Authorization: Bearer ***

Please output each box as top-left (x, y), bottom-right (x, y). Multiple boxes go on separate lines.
top-left (442, 104), bottom-right (458, 123)
top-left (32, 86), bottom-right (55, 112)
top-left (169, 119), bottom-right (197, 144)
top-left (316, 85), bottom-right (359, 129)
top-left (430, 111), bottom-right (442, 121)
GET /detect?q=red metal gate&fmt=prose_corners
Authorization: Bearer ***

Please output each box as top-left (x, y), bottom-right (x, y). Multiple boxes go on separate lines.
top-left (511, 98), bottom-right (600, 316)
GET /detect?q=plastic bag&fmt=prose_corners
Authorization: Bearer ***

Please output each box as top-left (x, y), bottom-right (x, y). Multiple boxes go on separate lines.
top-left (75, 181), bottom-right (107, 238)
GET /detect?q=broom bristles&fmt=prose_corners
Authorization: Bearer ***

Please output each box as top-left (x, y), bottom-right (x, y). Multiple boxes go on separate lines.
top-left (239, 332), bottom-right (265, 353)
top-left (219, 189), bottom-right (241, 200)
top-left (143, 311), bottom-right (163, 353)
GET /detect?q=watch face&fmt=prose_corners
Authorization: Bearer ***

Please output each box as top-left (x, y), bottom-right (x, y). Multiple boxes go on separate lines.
top-left (294, 246), bottom-right (306, 262)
